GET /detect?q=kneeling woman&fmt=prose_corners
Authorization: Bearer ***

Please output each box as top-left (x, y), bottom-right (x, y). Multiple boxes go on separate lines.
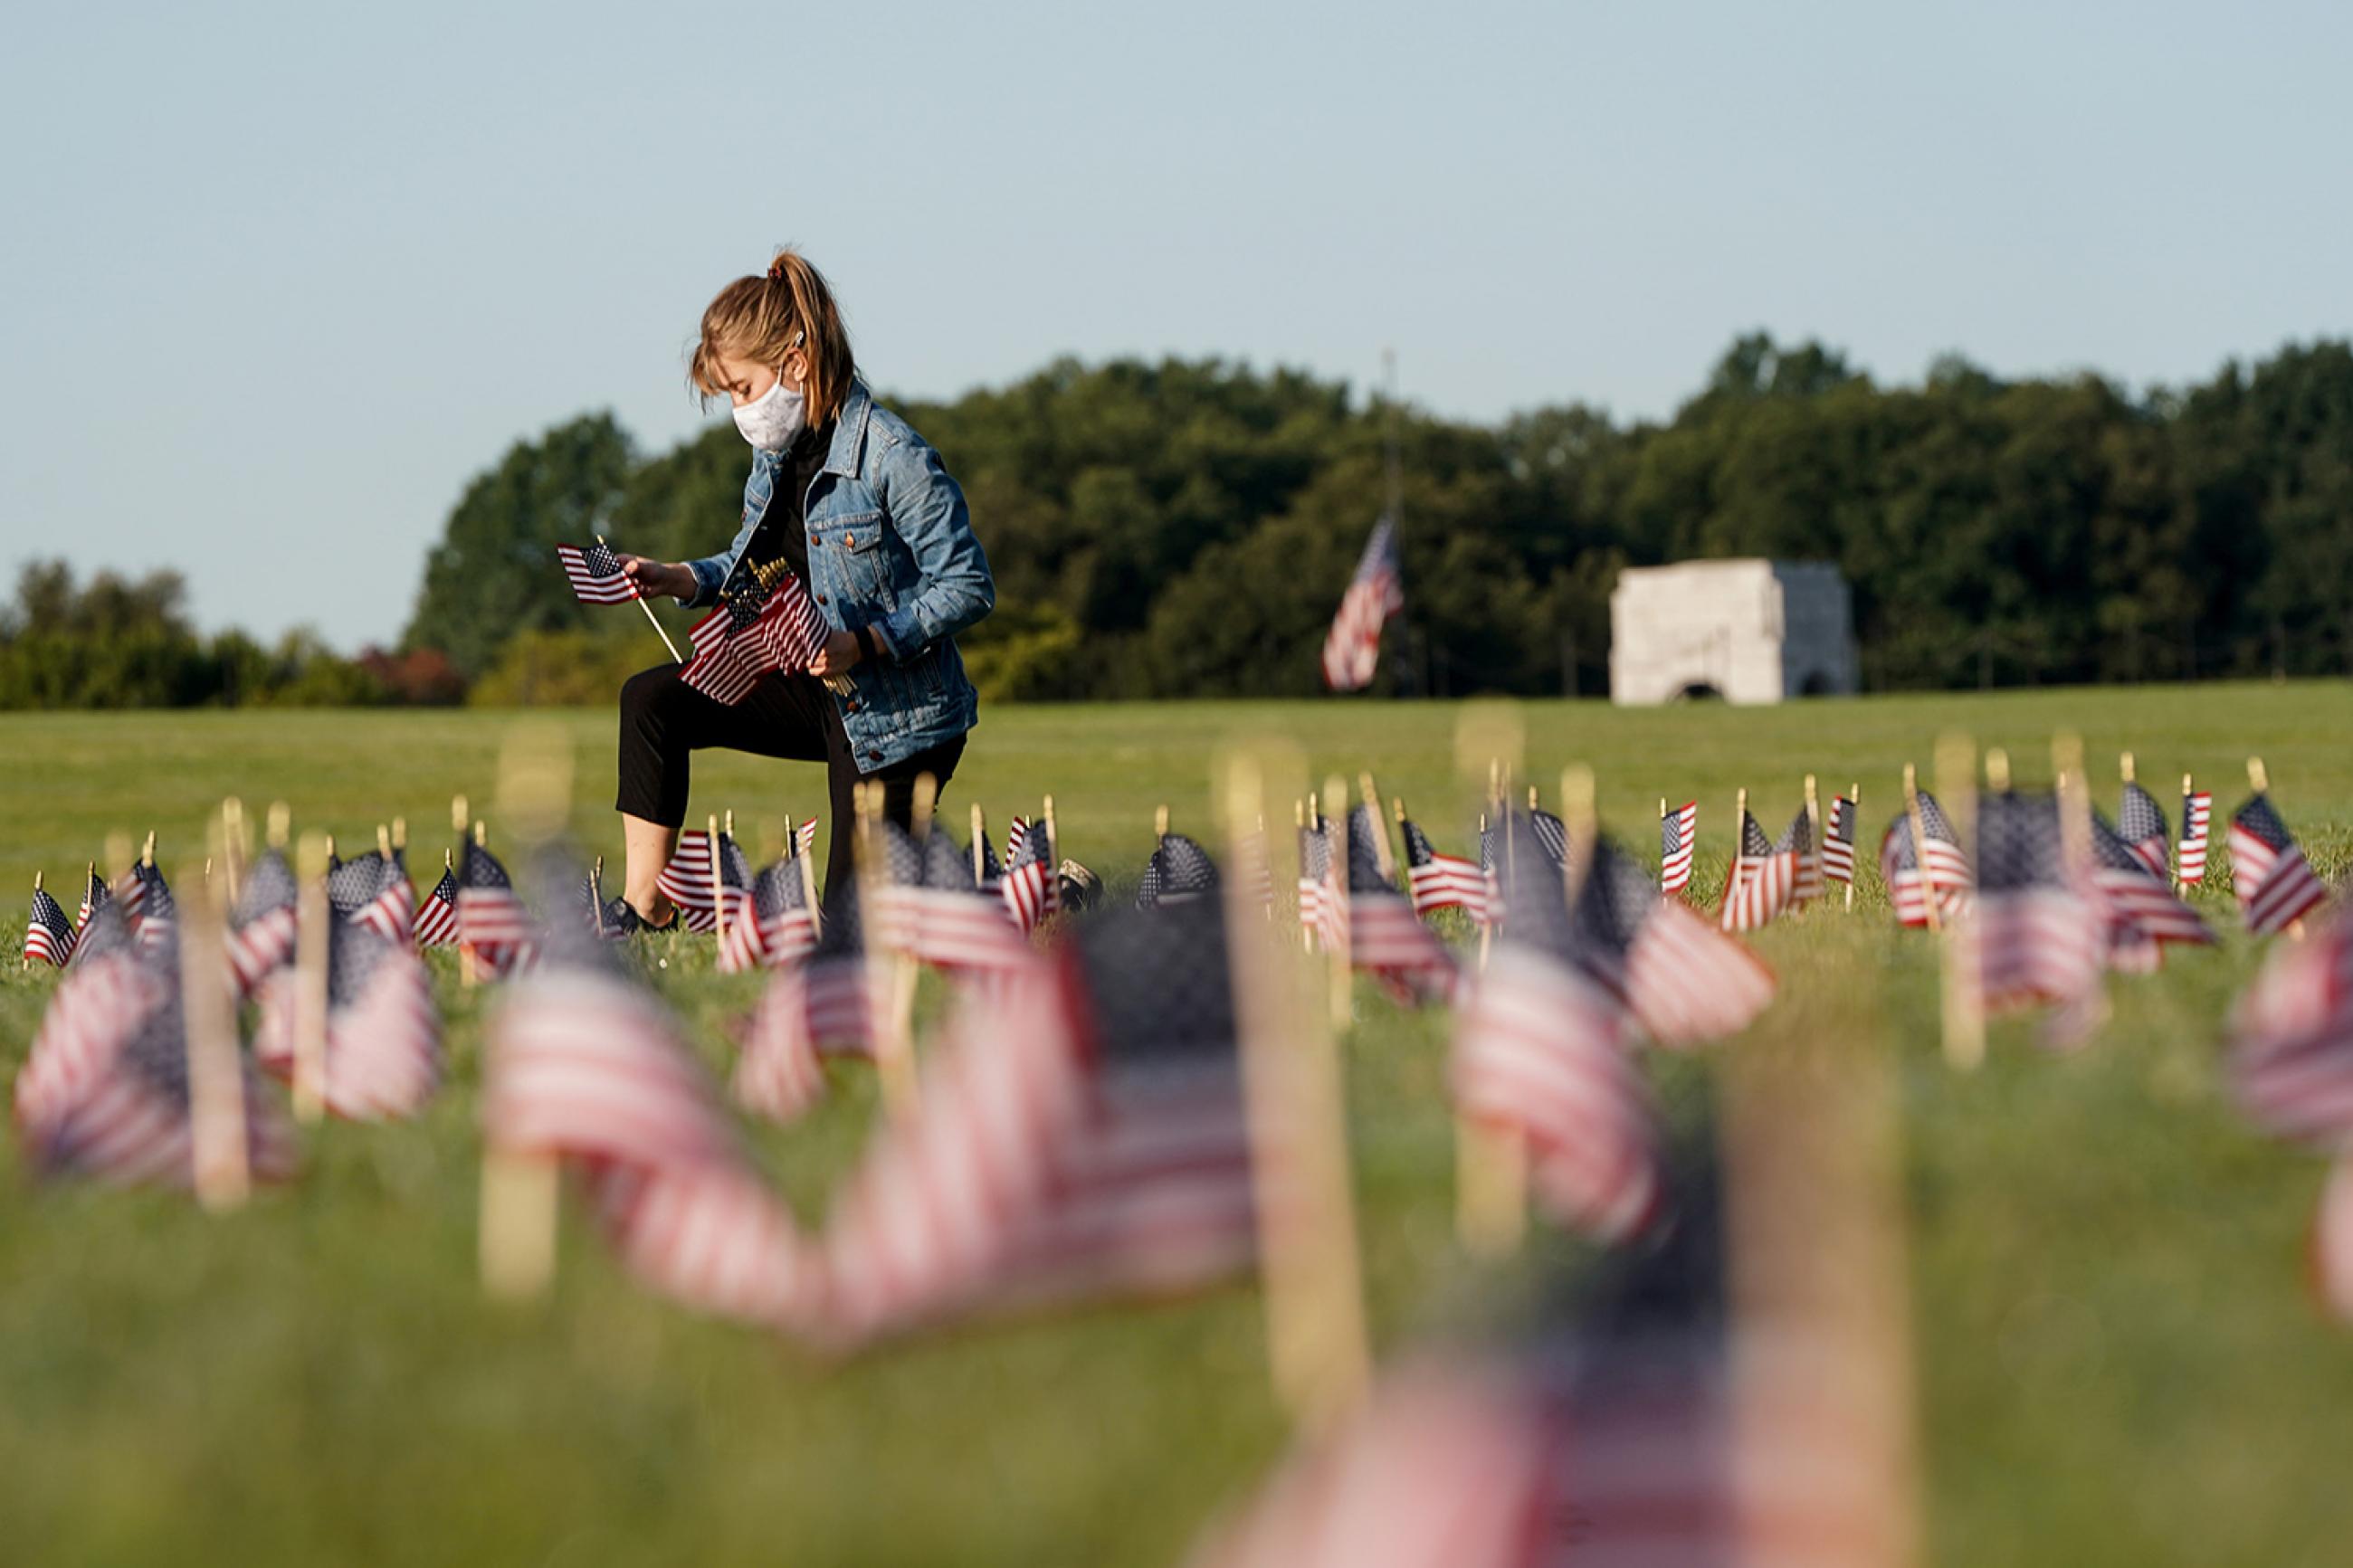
top-left (605, 251), bottom-right (993, 930)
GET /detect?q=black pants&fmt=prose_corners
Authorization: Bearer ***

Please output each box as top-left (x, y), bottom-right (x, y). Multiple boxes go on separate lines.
top-left (615, 663), bottom-right (967, 908)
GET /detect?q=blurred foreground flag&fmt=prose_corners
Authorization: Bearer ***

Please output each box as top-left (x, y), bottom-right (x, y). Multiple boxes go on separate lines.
top-left (1965, 791), bottom-right (2103, 1043)
top-left (254, 923), bottom-right (441, 1121)
top-left (1320, 518), bottom-right (1402, 691)
top-left (824, 900), bottom-right (1256, 1343)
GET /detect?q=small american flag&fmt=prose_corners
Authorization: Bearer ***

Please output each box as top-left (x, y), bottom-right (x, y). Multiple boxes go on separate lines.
top-left (1819, 794), bottom-right (1858, 887)
top-left (76, 867), bottom-right (110, 932)
top-left (328, 851), bottom-right (414, 946)
top-left (2086, 809), bottom-right (2213, 971)
top-left (1320, 518), bottom-right (1404, 691)
top-left (129, 861), bottom-right (176, 948)
top-left (1341, 804), bottom-right (1458, 1003)
top-left (225, 850), bottom-right (300, 994)
top-left (556, 538), bottom-right (643, 604)
top-left (1878, 790), bottom-right (1972, 928)
top-left (1450, 815), bottom-right (1660, 1243)
top-left (1399, 815), bottom-right (1491, 924)
top-left (413, 863), bottom-right (461, 948)
top-left (1659, 801), bottom-right (1699, 896)
top-left (718, 858), bottom-right (819, 974)
top-left (1137, 832), bottom-right (1222, 910)
top-left (824, 900), bottom-right (1258, 1342)
top-left (254, 923), bottom-right (442, 1120)
top-left (869, 824), bottom-right (1030, 974)
top-left (1719, 810), bottom-right (1797, 934)
top-left (456, 840), bottom-right (538, 978)
top-left (2230, 793), bottom-right (2331, 936)
top-left (1001, 813), bottom-right (1061, 933)
top-left (1772, 805), bottom-right (1824, 905)
top-left (657, 829), bottom-right (754, 936)
top-left (681, 573), bottom-right (831, 707)
top-left (2229, 912), bottom-right (2353, 1145)
top-left (2118, 780), bottom-right (2171, 879)
top-left (797, 817), bottom-right (819, 858)
top-left (1573, 836), bottom-right (1776, 1050)
top-left (15, 938), bottom-right (298, 1189)
top-left (485, 917), bottom-right (817, 1331)
top-left (1966, 792), bottom-right (2104, 1037)
top-left (2177, 789), bottom-right (2213, 885)
top-left (24, 884), bottom-right (75, 967)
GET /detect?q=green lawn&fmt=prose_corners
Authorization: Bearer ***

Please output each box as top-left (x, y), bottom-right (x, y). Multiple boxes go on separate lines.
top-left (2, 684), bottom-right (2350, 1566)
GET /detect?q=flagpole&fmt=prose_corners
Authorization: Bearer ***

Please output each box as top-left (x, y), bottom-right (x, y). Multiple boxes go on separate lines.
top-left (292, 832), bottom-right (332, 1124)
top-left (599, 533), bottom-right (684, 663)
top-left (1804, 774), bottom-right (1823, 908)
top-left (2178, 772), bottom-right (2194, 893)
top-left (1220, 741), bottom-right (1369, 1431)
top-left (179, 857), bottom-right (250, 1212)
top-left (1934, 734), bottom-right (1984, 1070)
top-left (1720, 786), bottom-right (1748, 922)
top-left (1846, 781), bottom-right (1861, 911)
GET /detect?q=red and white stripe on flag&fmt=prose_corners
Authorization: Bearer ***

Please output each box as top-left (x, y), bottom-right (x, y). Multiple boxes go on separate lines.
top-left (1720, 852), bottom-right (1798, 934)
top-left (2177, 792), bottom-right (2212, 885)
top-left (1660, 801), bottom-right (1699, 896)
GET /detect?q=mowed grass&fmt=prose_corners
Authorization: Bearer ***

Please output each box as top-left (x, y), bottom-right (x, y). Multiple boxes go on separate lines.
top-left (3, 682), bottom-right (2352, 1567)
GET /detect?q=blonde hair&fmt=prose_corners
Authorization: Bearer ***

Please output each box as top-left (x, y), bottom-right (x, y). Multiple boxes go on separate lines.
top-left (689, 248), bottom-right (856, 426)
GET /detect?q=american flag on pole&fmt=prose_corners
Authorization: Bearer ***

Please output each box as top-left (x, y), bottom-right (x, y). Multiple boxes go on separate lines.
top-left (681, 573), bottom-right (831, 707)
top-left (2177, 788), bottom-right (2213, 886)
top-left (1000, 813), bottom-right (1061, 933)
top-left (657, 829), bottom-right (754, 936)
top-left (328, 851), bottom-right (414, 946)
top-left (1719, 809), bottom-right (1798, 935)
top-left (824, 898), bottom-right (1258, 1342)
top-left (24, 883), bottom-right (75, 968)
top-left (718, 857), bottom-right (820, 974)
top-left (1571, 835), bottom-right (1776, 1050)
top-left (76, 867), bottom-right (110, 932)
top-left (1341, 804), bottom-right (1458, 1003)
top-left (485, 909), bottom-right (818, 1331)
top-left (1660, 801), bottom-right (1699, 896)
top-left (1298, 813), bottom-right (1342, 951)
top-left (1137, 831), bottom-right (1222, 911)
top-left (2230, 793), bottom-right (2331, 936)
top-left (129, 860), bottom-right (176, 948)
top-left (1773, 805), bottom-right (1823, 906)
top-left (1450, 813), bottom-right (1661, 1243)
top-left (1964, 792), bottom-right (2104, 1038)
top-left (868, 824), bottom-right (1030, 974)
top-left (556, 538), bottom-right (642, 604)
top-left (2229, 912), bottom-right (2353, 1146)
top-left (254, 923), bottom-right (442, 1121)
top-left (2085, 809), bottom-right (2213, 972)
top-left (1820, 794), bottom-right (1857, 886)
top-left (1878, 791), bottom-right (1972, 928)
top-left (225, 850), bottom-right (300, 994)
top-left (456, 840), bottom-right (538, 978)
top-left (1399, 814), bottom-right (1491, 924)
top-left (1320, 518), bottom-right (1403, 692)
top-left (14, 931), bottom-right (298, 1189)
top-left (2118, 780), bottom-right (2172, 879)
top-left (413, 861), bottom-right (461, 948)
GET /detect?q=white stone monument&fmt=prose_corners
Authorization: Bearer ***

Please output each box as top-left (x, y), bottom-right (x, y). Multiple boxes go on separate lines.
top-left (1608, 559), bottom-right (1858, 706)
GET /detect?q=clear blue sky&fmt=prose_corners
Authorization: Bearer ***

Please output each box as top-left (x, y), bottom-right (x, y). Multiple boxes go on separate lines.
top-left (5, 0), bottom-right (2348, 649)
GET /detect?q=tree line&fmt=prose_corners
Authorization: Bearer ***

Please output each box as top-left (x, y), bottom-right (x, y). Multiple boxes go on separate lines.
top-left (10, 333), bottom-right (2352, 708)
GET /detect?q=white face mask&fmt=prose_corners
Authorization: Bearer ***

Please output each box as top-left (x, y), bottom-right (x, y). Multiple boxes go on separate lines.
top-left (732, 370), bottom-right (807, 452)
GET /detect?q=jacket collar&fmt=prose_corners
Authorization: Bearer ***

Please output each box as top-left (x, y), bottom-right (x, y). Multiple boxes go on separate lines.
top-left (823, 379), bottom-right (872, 478)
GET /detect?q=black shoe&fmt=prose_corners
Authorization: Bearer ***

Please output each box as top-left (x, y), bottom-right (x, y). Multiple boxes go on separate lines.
top-left (599, 896), bottom-right (679, 939)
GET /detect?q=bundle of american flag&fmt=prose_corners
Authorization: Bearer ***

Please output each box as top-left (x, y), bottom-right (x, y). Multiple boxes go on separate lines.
top-left (1000, 813), bottom-right (1061, 933)
top-left (681, 565), bottom-right (834, 706)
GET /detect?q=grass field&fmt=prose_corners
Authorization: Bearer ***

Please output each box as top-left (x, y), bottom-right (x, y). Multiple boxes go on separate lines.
top-left (3, 684), bottom-right (2351, 1566)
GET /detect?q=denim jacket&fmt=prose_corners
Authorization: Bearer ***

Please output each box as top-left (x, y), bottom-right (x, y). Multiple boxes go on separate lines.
top-left (683, 381), bottom-right (993, 771)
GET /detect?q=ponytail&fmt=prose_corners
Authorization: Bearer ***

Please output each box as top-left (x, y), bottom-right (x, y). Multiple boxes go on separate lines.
top-left (689, 247), bottom-right (857, 426)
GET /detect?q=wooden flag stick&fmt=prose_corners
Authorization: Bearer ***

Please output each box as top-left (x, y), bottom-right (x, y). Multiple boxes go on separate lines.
top-left (1804, 774), bottom-right (1823, 906)
top-left (1985, 748), bottom-right (2011, 793)
top-left (179, 861), bottom-right (250, 1212)
top-left (1720, 786), bottom-right (1749, 918)
top-left (141, 831), bottom-right (156, 869)
top-left (1322, 774), bottom-right (1352, 1030)
top-left (970, 803), bottom-right (987, 886)
top-left (1219, 743), bottom-right (1369, 1432)
top-left (221, 798), bottom-right (248, 906)
top-left (1846, 782), bottom-right (1860, 912)
top-left (267, 801), bottom-right (291, 851)
top-left (1042, 791), bottom-right (1061, 885)
top-left (599, 532), bottom-right (685, 663)
top-left (856, 783), bottom-right (919, 1118)
top-left (480, 1143), bottom-right (560, 1301)
top-left (2120, 749), bottom-right (2136, 785)
top-left (1357, 773), bottom-right (1396, 885)
top-left (1934, 734), bottom-right (1984, 1071)
top-left (392, 816), bottom-right (406, 857)
top-left (1154, 803), bottom-right (1170, 840)
top-left (292, 832), bottom-right (333, 1124)
top-left (708, 813), bottom-right (729, 954)
top-left (376, 823), bottom-right (393, 860)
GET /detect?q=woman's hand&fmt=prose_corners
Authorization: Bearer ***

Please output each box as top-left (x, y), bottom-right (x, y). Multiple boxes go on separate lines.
top-left (809, 628), bottom-right (864, 679)
top-left (614, 554), bottom-right (698, 602)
